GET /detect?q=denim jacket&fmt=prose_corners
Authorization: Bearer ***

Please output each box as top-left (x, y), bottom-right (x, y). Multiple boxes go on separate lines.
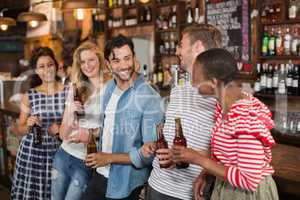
top-left (99, 74), bottom-right (164, 199)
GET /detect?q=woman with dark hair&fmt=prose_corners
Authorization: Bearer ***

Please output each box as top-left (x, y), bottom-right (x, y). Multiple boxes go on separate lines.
top-left (172, 48), bottom-right (279, 200)
top-left (11, 47), bottom-right (68, 200)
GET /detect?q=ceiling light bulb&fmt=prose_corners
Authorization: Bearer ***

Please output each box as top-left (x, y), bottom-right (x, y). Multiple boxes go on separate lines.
top-left (74, 9), bottom-right (85, 20)
top-left (29, 20), bottom-right (39, 28)
top-left (0, 24), bottom-right (8, 31)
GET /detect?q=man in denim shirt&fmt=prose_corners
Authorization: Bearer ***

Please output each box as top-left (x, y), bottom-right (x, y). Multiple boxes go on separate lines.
top-left (83, 34), bottom-right (164, 200)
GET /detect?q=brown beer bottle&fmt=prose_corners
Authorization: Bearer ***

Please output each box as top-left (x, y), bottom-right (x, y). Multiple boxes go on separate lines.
top-left (32, 123), bottom-right (42, 145)
top-left (73, 84), bottom-right (85, 119)
top-left (87, 131), bottom-right (97, 154)
top-left (173, 118), bottom-right (189, 169)
top-left (156, 121), bottom-right (172, 168)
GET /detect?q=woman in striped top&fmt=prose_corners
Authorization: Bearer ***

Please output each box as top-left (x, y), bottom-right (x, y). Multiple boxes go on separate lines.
top-left (173, 48), bottom-right (279, 200)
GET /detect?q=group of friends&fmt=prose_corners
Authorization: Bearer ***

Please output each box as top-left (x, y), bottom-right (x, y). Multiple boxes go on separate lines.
top-left (10, 24), bottom-right (279, 200)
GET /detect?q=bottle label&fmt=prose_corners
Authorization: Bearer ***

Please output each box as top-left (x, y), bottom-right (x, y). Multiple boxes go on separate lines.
top-left (272, 76), bottom-right (279, 88)
top-left (276, 37), bottom-right (282, 48)
top-left (284, 41), bottom-right (291, 50)
top-left (269, 39), bottom-right (275, 51)
top-left (278, 81), bottom-right (286, 94)
top-left (286, 77), bottom-right (293, 86)
top-left (297, 122), bottom-right (300, 132)
top-left (293, 79), bottom-right (299, 88)
top-left (260, 75), bottom-right (267, 87)
top-left (292, 39), bottom-right (298, 53)
top-left (254, 81), bottom-right (261, 92)
top-left (289, 6), bottom-right (297, 19)
top-left (267, 78), bottom-right (273, 88)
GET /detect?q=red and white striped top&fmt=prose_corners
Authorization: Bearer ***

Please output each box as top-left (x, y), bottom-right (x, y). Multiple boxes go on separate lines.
top-left (211, 93), bottom-right (276, 192)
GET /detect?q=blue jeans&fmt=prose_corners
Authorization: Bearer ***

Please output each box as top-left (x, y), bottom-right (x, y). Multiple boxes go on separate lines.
top-left (51, 148), bottom-right (92, 200)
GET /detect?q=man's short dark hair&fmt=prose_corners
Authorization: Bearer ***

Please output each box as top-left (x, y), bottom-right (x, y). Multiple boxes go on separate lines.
top-left (104, 34), bottom-right (135, 60)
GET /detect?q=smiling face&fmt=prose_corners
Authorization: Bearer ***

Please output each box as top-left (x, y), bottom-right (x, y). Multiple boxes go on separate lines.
top-left (108, 44), bottom-right (135, 82)
top-left (79, 49), bottom-right (100, 79)
top-left (176, 33), bottom-right (194, 73)
top-left (35, 56), bottom-right (57, 83)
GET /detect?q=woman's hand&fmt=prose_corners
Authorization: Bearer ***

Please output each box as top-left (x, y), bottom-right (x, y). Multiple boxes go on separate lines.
top-left (193, 171), bottom-right (207, 200)
top-left (67, 128), bottom-right (89, 143)
top-left (26, 116), bottom-right (40, 128)
top-left (172, 146), bottom-right (208, 165)
top-left (85, 152), bottom-right (112, 168)
top-left (48, 123), bottom-right (60, 136)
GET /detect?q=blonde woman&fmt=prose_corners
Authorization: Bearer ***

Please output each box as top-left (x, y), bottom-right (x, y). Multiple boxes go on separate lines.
top-left (51, 42), bottom-right (109, 200)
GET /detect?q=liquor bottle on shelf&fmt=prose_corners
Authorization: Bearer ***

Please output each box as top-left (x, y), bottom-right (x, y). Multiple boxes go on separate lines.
top-left (278, 63), bottom-right (287, 95)
top-left (194, 2), bottom-right (200, 24)
top-left (292, 65), bottom-right (299, 96)
top-left (269, 6), bottom-right (275, 23)
top-left (108, 0), bottom-right (113, 8)
top-left (157, 64), bottom-right (164, 88)
top-left (268, 28), bottom-right (276, 56)
top-left (145, 6), bottom-right (152, 22)
top-left (274, 3), bottom-right (282, 23)
top-left (254, 63), bottom-right (261, 93)
top-left (276, 28), bottom-right (284, 56)
top-left (262, 28), bottom-right (269, 56)
top-left (173, 118), bottom-right (189, 169)
top-left (124, 0), bottom-right (130, 6)
top-left (130, 0), bottom-right (136, 5)
top-left (286, 61), bottom-right (294, 95)
top-left (170, 6), bottom-right (177, 29)
top-left (273, 64), bottom-right (279, 94)
top-left (284, 28), bottom-right (292, 56)
top-left (291, 27), bottom-right (299, 56)
top-left (266, 64), bottom-right (273, 94)
top-left (289, 0), bottom-right (298, 19)
top-left (117, 0), bottom-right (123, 6)
top-left (87, 131), bottom-right (97, 154)
top-left (186, 3), bottom-right (193, 24)
top-left (169, 32), bottom-right (176, 55)
top-left (260, 63), bottom-right (267, 94)
top-left (163, 34), bottom-right (170, 54)
top-left (261, 6), bottom-right (267, 24)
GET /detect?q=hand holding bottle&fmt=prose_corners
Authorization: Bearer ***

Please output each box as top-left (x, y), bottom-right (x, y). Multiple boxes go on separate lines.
top-left (172, 146), bottom-right (208, 165)
top-left (156, 148), bottom-right (174, 169)
top-left (48, 123), bottom-right (60, 136)
top-left (26, 115), bottom-right (40, 129)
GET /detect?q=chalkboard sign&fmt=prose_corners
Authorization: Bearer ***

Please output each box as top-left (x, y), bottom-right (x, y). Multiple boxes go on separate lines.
top-left (206, 0), bottom-right (250, 63)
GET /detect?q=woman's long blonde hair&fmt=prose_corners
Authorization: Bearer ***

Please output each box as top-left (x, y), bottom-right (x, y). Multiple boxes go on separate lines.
top-left (71, 41), bottom-right (109, 103)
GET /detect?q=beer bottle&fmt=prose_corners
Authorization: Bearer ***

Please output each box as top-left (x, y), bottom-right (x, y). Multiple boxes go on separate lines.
top-left (156, 119), bottom-right (172, 168)
top-left (73, 84), bottom-right (85, 119)
top-left (32, 123), bottom-right (42, 145)
top-left (173, 118), bottom-right (189, 169)
top-left (87, 130), bottom-right (97, 154)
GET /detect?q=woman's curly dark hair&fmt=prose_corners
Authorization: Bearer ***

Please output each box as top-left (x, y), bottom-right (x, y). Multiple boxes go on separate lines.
top-left (29, 47), bottom-right (59, 88)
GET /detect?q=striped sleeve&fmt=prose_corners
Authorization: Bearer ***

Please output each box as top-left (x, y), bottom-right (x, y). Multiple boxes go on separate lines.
top-left (226, 117), bottom-right (272, 191)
